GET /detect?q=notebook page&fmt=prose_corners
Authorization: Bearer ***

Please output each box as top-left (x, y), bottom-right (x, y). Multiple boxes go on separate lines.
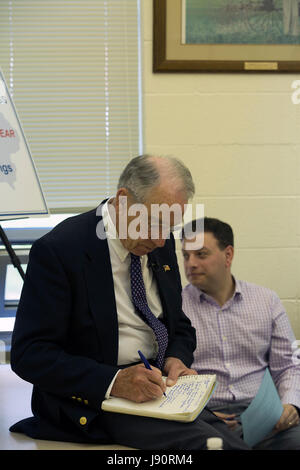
top-left (158, 375), bottom-right (214, 413)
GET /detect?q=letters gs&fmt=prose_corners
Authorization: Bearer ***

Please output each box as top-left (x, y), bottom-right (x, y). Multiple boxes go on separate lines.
top-left (0, 164), bottom-right (13, 175)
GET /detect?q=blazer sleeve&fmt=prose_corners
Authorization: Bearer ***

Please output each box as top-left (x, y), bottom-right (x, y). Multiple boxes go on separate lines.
top-left (10, 237), bottom-right (119, 410)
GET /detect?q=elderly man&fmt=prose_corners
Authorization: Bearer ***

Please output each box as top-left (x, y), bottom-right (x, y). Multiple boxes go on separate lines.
top-left (181, 217), bottom-right (300, 450)
top-left (10, 156), bottom-right (249, 450)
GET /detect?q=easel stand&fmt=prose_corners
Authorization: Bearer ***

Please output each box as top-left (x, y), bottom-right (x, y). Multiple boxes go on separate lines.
top-left (0, 225), bottom-right (25, 281)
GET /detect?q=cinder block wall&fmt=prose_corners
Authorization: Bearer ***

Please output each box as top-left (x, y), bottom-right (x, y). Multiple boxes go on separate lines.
top-left (142, 0), bottom-right (300, 338)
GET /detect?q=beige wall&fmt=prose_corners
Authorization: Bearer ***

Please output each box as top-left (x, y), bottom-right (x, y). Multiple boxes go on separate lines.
top-left (142, 0), bottom-right (300, 338)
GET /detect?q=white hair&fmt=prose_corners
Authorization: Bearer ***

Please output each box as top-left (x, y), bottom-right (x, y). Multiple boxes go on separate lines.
top-left (117, 154), bottom-right (195, 203)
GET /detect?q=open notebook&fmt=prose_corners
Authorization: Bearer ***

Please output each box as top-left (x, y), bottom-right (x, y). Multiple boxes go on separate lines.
top-left (101, 374), bottom-right (217, 422)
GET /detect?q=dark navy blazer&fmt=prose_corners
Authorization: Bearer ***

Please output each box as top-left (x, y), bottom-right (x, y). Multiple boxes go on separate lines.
top-left (10, 204), bottom-right (196, 443)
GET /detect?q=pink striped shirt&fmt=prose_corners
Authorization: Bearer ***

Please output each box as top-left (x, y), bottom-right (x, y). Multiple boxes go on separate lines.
top-left (182, 279), bottom-right (300, 408)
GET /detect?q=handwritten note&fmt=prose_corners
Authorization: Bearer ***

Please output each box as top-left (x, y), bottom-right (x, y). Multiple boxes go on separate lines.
top-left (158, 378), bottom-right (213, 412)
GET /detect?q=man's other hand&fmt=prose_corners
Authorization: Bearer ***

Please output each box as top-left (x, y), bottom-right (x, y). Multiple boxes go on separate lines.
top-left (213, 412), bottom-right (239, 430)
top-left (275, 404), bottom-right (300, 432)
top-left (163, 357), bottom-right (197, 387)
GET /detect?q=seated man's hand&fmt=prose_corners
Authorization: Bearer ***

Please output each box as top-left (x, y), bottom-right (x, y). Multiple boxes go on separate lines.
top-left (163, 356), bottom-right (198, 387)
top-left (111, 364), bottom-right (166, 403)
top-left (274, 404), bottom-right (300, 432)
top-left (213, 412), bottom-right (239, 431)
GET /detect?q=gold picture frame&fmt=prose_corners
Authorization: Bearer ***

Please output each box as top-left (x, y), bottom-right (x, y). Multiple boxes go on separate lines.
top-left (153, 0), bottom-right (300, 72)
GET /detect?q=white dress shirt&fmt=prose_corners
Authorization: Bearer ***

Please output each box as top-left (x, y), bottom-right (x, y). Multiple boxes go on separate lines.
top-left (101, 199), bottom-right (164, 396)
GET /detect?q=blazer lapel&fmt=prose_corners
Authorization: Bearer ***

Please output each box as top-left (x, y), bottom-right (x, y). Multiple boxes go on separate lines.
top-left (147, 250), bottom-right (172, 332)
top-left (83, 209), bottom-right (118, 366)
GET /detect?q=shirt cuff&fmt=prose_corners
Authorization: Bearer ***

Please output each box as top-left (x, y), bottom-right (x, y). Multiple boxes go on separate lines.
top-left (105, 370), bottom-right (121, 399)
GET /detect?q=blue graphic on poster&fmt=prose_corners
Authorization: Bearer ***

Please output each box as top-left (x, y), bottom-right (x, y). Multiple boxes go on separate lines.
top-left (0, 70), bottom-right (48, 219)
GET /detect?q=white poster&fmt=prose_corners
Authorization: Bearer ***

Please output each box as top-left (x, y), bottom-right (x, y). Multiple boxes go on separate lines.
top-left (0, 70), bottom-right (48, 219)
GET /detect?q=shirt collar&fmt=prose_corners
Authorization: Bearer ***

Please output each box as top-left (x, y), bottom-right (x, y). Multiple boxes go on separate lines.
top-left (194, 276), bottom-right (243, 304)
top-left (234, 278), bottom-right (243, 297)
top-left (101, 198), bottom-right (130, 263)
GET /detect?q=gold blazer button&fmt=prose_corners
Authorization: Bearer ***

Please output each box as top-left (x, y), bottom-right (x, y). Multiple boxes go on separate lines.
top-left (79, 416), bottom-right (87, 426)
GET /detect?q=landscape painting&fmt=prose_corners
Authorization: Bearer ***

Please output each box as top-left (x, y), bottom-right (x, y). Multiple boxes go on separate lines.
top-left (184, 0), bottom-right (300, 44)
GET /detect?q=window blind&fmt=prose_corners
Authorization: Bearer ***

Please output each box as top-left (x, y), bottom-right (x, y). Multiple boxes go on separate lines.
top-left (0, 0), bottom-right (142, 212)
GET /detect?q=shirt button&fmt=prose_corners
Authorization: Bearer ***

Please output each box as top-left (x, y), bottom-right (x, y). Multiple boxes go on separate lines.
top-left (225, 362), bottom-right (231, 367)
top-left (223, 336), bottom-right (227, 341)
top-left (79, 416), bottom-right (87, 426)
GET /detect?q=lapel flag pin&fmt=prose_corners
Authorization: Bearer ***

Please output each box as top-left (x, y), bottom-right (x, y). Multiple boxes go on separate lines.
top-left (163, 265), bottom-right (170, 272)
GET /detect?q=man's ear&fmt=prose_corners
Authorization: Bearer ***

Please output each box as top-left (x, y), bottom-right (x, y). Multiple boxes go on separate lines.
top-left (115, 188), bottom-right (129, 212)
top-left (225, 245), bottom-right (234, 268)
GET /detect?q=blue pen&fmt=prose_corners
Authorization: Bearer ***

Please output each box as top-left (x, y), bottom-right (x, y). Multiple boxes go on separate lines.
top-left (138, 350), bottom-right (167, 397)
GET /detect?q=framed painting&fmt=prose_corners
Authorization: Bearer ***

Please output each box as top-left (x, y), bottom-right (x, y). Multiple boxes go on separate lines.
top-left (153, 0), bottom-right (300, 72)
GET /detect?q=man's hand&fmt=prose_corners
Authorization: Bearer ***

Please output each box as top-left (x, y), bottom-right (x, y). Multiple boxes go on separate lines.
top-left (110, 363), bottom-right (166, 403)
top-left (274, 404), bottom-right (300, 432)
top-left (213, 412), bottom-right (239, 431)
top-left (163, 357), bottom-right (198, 387)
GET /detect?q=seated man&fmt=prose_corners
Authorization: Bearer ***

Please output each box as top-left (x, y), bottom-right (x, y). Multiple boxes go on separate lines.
top-left (181, 217), bottom-right (300, 450)
top-left (9, 157), bottom-right (249, 450)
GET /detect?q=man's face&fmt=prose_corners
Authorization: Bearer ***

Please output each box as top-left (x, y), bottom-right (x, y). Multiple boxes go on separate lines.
top-left (182, 231), bottom-right (233, 292)
top-left (116, 185), bottom-right (187, 256)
